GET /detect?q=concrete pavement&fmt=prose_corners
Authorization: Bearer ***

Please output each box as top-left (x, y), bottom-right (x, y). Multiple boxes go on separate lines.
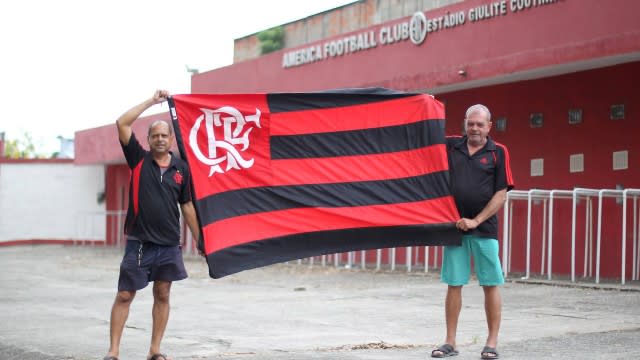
top-left (1, 245), bottom-right (639, 359)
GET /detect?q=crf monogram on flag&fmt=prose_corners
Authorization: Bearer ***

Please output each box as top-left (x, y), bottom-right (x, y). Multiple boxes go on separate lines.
top-left (169, 88), bottom-right (461, 278)
top-left (188, 106), bottom-right (261, 176)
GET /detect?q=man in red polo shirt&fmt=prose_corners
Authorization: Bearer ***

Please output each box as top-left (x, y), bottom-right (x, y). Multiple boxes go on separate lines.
top-left (432, 104), bottom-right (514, 359)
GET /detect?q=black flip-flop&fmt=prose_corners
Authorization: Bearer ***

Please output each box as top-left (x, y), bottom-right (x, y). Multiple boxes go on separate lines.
top-left (481, 346), bottom-right (499, 359)
top-left (148, 354), bottom-right (169, 360)
top-left (431, 343), bottom-right (459, 358)
top-left (103, 357), bottom-right (118, 360)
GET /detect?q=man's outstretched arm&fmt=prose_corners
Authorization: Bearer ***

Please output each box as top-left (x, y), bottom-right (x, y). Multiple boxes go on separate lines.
top-left (116, 90), bottom-right (169, 144)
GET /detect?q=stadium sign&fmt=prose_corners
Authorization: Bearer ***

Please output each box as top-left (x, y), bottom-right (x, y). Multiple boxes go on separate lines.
top-left (282, 0), bottom-right (558, 68)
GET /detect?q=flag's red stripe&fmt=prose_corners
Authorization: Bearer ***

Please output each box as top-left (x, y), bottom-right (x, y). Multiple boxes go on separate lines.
top-left (270, 95), bottom-right (444, 135)
top-left (270, 144), bottom-right (448, 186)
top-left (203, 196), bottom-right (458, 253)
top-left (192, 144), bottom-right (448, 200)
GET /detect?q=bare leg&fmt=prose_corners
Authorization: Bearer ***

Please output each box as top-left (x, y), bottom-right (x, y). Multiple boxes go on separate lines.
top-left (148, 281), bottom-right (172, 359)
top-left (433, 285), bottom-right (463, 356)
top-left (105, 290), bottom-right (136, 359)
top-left (482, 285), bottom-right (502, 357)
top-left (445, 285), bottom-right (463, 346)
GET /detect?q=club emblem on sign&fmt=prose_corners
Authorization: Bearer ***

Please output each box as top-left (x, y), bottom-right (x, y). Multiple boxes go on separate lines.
top-left (189, 106), bottom-right (262, 176)
top-left (410, 11), bottom-right (427, 45)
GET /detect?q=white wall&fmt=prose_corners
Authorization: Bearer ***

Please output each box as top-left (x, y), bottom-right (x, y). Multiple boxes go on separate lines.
top-left (0, 162), bottom-right (105, 243)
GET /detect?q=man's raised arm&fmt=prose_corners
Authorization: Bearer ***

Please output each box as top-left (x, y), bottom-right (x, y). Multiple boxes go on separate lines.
top-left (116, 89), bottom-right (169, 144)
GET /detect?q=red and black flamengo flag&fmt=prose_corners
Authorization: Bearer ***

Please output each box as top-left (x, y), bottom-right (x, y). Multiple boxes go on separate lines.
top-left (169, 88), bottom-right (461, 278)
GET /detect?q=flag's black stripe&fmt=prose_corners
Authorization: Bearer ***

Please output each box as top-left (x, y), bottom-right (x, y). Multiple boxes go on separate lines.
top-left (267, 88), bottom-right (417, 113)
top-left (196, 170), bottom-right (450, 226)
top-left (271, 119), bottom-right (445, 160)
top-left (206, 223), bottom-right (461, 278)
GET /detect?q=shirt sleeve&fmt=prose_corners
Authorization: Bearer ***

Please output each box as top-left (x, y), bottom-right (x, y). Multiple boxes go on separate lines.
top-left (120, 132), bottom-right (147, 169)
top-left (495, 145), bottom-right (515, 192)
top-left (445, 135), bottom-right (461, 150)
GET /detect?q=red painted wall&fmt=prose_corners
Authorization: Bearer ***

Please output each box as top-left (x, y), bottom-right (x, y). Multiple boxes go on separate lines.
top-left (438, 62), bottom-right (638, 191)
top-left (104, 164), bottom-right (129, 245)
top-left (436, 61), bottom-right (639, 279)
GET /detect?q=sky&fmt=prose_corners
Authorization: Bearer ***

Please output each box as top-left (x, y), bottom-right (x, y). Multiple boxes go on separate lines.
top-left (0, 0), bottom-right (355, 155)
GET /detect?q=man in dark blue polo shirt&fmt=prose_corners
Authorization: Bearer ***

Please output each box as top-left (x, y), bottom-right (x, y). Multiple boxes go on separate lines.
top-left (104, 90), bottom-right (200, 360)
top-left (432, 104), bottom-right (514, 359)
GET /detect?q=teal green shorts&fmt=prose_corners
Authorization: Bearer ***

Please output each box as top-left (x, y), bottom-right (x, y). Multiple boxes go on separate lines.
top-left (441, 235), bottom-right (504, 286)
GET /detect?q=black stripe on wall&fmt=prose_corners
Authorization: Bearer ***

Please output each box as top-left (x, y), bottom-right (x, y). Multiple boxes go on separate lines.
top-left (196, 170), bottom-right (451, 226)
top-left (267, 88), bottom-right (417, 113)
top-left (271, 119), bottom-right (445, 160)
top-left (206, 223), bottom-right (461, 278)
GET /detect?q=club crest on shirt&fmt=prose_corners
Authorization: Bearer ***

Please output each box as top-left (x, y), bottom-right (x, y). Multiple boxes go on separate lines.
top-left (480, 157), bottom-right (489, 165)
top-left (174, 171), bottom-right (183, 185)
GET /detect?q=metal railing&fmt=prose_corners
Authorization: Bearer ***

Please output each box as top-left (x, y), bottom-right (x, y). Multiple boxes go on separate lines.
top-left (296, 188), bottom-right (640, 286)
top-left (77, 188), bottom-right (640, 286)
top-left (295, 246), bottom-right (441, 273)
top-left (503, 188), bottom-right (640, 285)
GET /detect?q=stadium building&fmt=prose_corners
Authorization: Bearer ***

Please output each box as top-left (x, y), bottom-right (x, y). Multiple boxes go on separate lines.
top-left (75, 0), bottom-right (640, 281)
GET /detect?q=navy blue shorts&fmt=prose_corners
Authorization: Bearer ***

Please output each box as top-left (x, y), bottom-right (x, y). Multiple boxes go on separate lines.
top-left (118, 240), bottom-right (188, 291)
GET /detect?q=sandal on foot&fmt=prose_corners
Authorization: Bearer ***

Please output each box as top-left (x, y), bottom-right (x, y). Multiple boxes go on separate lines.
top-left (148, 354), bottom-right (169, 360)
top-left (481, 346), bottom-right (499, 359)
top-left (431, 343), bottom-right (459, 358)
top-left (103, 357), bottom-right (119, 360)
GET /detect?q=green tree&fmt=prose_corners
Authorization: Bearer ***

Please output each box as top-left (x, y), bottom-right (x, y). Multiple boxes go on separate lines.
top-left (257, 26), bottom-right (284, 55)
top-left (3, 132), bottom-right (44, 159)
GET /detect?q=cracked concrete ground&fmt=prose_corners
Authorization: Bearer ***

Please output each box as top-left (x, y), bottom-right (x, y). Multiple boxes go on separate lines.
top-left (1, 245), bottom-right (639, 359)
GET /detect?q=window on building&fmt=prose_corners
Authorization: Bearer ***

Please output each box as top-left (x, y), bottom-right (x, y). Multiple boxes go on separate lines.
top-left (530, 113), bottom-right (543, 128)
top-left (570, 154), bottom-right (584, 173)
top-left (531, 158), bottom-right (544, 177)
top-left (613, 150), bottom-right (628, 170)
top-left (610, 104), bottom-right (625, 120)
top-left (568, 108), bottom-right (582, 124)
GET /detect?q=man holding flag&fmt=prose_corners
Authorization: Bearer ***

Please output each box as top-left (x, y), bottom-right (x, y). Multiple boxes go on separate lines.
top-left (432, 104), bottom-right (514, 359)
top-left (104, 90), bottom-right (200, 360)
